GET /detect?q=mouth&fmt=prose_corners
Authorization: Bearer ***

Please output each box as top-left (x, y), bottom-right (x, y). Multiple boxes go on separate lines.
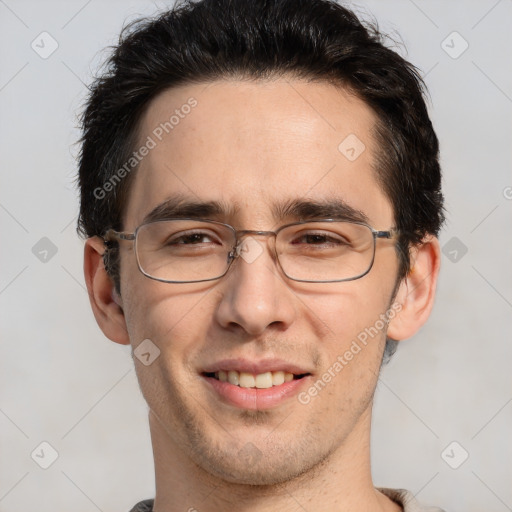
top-left (202, 370), bottom-right (310, 389)
top-left (200, 361), bottom-right (313, 410)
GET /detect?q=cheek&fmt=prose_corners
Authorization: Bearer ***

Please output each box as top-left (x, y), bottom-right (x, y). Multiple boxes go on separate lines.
top-left (312, 289), bottom-right (389, 404)
top-left (303, 278), bottom-right (393, 338)
top-left (297, 273), bottom-right (395, 393)
top-left (122, 287), bottom-right (211, 410)
top-left (122, 274), bottom-right (215, 359)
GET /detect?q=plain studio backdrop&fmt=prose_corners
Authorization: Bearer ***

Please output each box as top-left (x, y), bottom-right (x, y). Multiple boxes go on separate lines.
top-left (0, 1), bottom-right (511, 511)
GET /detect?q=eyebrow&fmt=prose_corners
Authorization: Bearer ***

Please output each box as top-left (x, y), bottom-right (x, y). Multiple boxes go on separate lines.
top-left (142, 194), bottom-right (239, 224)
top-left (273, 197), bottom-right (369, 224)
top-left (141, 194), bottom-right (370, 225)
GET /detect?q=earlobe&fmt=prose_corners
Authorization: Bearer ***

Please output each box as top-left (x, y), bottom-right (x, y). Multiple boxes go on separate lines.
top-left (387, 236), bottom-right (441, 341)
top-left (84, 237), bottom-right (130, 345)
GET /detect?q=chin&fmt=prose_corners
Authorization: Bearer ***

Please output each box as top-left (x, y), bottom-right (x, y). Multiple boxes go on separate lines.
top-left (192, 437), bottom-right (322, 487)
top-left (206, 458), bottom-right (308, 486)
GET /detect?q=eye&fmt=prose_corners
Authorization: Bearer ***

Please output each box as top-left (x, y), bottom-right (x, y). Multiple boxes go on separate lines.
top-left (170, 232), bottom-right (216, 244)
top-left (291, 231), bottom-right (350, 246)
top-left (165, 230), bottom-right (222, 246)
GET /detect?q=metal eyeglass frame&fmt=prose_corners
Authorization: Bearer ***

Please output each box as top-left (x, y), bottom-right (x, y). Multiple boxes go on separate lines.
top-left (103, 217), bottom-right (399, 284)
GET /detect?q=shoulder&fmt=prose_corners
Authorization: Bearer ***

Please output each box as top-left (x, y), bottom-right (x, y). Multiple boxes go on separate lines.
top-left (377, 487), bottom-right (447, 512)
top-left (128, 499), bottom-right (154, 512)
top-left (128, 492), bottom-right (445, 512)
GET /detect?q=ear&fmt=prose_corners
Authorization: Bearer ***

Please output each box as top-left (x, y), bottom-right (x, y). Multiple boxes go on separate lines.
top-left (387, 235), bottom-right (441, 341)
top-left (84, 237), bottom-right (130, 345)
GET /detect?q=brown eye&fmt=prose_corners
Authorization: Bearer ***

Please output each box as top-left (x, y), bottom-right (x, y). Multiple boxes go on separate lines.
top-left (170, 232), bottom-right (215, 245)
top-left (292, 232), bottom-right (349, 246)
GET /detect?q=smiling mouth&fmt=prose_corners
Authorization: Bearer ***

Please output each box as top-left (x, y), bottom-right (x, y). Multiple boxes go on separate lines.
top-left (203, 370), bottom-right (310, 389)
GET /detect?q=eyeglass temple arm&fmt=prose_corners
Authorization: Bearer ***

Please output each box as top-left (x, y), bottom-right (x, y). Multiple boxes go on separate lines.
top-left (374, 228), bottom-right (399, 239)
top-left (103, 229), bottom-right (136, 244)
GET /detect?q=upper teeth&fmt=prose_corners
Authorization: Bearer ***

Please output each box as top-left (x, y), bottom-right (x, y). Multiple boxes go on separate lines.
top-left (216, 370), bottom-right (294, 388)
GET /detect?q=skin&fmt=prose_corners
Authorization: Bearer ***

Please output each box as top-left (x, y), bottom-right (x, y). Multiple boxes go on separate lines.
top-left (84, 78), bottom-right (440, 512)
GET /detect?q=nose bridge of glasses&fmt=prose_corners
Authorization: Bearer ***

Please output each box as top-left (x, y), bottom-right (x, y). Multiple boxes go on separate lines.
top-left (231, 229), bottom-right (278, 260)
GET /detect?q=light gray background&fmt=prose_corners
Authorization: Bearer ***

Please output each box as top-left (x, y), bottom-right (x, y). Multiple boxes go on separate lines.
top-left (1, 0), bottom-right (511, 511)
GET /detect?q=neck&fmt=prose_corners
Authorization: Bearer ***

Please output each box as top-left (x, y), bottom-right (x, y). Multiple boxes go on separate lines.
top-left (149, 404), bottom-right (401, 512)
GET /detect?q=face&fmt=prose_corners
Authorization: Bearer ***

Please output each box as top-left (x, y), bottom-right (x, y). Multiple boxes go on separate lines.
top-left (118, 78), bottom-right (400, 485)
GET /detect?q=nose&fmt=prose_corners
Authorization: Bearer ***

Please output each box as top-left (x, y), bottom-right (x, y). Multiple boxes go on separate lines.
top-left (214, 235), bottom-right (297, 336)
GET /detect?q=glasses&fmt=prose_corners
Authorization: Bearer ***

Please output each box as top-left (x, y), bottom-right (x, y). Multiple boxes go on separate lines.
top-left (103, 218), bottom-right (398, 284)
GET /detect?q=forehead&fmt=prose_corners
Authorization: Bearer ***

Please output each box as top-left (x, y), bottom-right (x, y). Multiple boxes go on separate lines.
top-left (125, 78), bottom-right (393, 229)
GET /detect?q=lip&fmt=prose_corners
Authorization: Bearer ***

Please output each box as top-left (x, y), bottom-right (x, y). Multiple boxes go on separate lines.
top-left (201, 358), bottom-right (313, 375)
top-left (202, 373), bottom-right (312, 410)
top-left (200, 358), bottom-right (313, 410)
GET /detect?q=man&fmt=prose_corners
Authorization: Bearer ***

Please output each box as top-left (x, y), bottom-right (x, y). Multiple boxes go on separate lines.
top-left (78, 0), bottom-right (445, 510)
